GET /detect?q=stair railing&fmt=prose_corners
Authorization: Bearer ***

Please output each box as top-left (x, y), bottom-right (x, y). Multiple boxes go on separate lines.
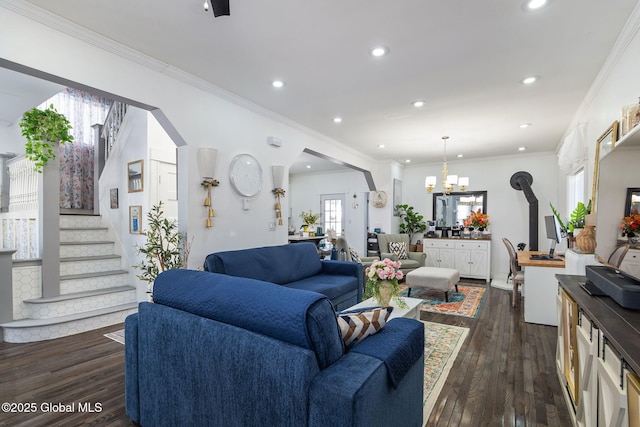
top-left (102, 101), bottom-right (128, 162)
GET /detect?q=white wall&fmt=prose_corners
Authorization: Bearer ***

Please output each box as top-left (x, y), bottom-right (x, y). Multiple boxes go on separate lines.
top-left (0, 6), bottom-right (385, 282)
top-left (559, 6), bottom-right (640, 260)
top-left (402, 151), bottom-right (560, 280)
top-left (290, 169), bottom-right (369, 254)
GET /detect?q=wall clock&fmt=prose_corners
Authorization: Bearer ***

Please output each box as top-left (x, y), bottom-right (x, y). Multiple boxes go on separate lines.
top-left (371, 191), bottom-right (388, 208)
top-left (229, 154), bottom-right (263, 197)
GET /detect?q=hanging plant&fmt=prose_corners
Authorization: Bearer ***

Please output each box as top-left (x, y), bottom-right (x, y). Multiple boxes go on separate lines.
top-left (19, 104), bottom-right (74, 173)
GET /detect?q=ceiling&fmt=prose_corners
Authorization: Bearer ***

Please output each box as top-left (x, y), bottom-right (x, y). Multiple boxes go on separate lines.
top-left (3, 0), bottom-right (639, 169)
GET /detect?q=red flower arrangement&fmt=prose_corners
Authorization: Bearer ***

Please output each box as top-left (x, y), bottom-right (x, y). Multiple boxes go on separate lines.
top-left (464, 209), bottom-right (490, 229)
top-left (621, 214), bottom-right (640, 236)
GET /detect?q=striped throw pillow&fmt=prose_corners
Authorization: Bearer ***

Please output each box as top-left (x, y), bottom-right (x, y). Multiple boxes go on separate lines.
top-left (336, 306), bottom-right (393, 349)
top-left (388, 241), bottom-right (409, 259)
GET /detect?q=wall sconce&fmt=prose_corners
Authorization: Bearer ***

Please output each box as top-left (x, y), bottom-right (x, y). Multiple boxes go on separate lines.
top-left (271, 165), bottom-right (285, 226)
top-left (198, 148), bottom-right (219, 228)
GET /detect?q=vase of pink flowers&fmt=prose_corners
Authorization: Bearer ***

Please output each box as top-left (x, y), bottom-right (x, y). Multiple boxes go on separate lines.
top-left (364, 258), bottom-right (407, 307)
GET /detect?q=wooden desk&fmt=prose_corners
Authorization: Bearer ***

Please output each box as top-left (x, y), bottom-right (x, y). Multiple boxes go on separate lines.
top-left (517, 251), bottom-right (566, 326)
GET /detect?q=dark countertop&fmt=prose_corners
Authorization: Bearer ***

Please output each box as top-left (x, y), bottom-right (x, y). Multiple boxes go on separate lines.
top-left (557, 274), bottom-right (640, 376)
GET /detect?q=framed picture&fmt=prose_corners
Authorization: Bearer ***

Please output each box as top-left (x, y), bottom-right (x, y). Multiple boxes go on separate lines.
top-left (393, 179), bottom-right (402, 216)
top-left (562, 290), bottom-right (580, 406)
top-left (128, 160), bottom-right (144, 193)
top-left (110, 188), bottom-right (119, 209)
top-left (129, 205), bottom-right (142, 234)
top-left (625, 187), bottom-right (640, 217)
top-left (628, 372), bottom-right (640, 427)
top-left (592, 121), bottom-right (618, 213)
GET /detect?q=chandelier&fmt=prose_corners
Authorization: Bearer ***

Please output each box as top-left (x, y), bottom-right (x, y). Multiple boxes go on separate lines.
top-left (425, 136), bottom-right (469, 195)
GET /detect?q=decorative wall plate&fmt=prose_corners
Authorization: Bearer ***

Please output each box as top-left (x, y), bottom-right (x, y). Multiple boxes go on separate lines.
top-left (371, 191), bottom-right (388, 208)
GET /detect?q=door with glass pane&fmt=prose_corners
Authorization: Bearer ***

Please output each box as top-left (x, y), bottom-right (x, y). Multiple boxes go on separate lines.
top-left (321, 194), bottom-right (345, 236)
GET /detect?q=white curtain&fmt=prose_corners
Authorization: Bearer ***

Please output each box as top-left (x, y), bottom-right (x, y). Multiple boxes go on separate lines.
top-left (42, 88), bottom-right (112, 210)
top-left (557, 122), bottom-right (588, 174)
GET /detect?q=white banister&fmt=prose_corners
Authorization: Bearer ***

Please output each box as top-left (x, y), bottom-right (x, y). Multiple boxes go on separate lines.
top-left (8, 155), bottom-right (38, 213)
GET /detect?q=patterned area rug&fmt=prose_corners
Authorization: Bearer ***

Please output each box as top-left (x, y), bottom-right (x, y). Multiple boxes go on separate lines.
top-left (400, 284), bottom-right (486, 318)
top-left (104, 321), bottom-right (467, 426)
top-left (104, 329), bottom-right (125, 345)
top-left (422, 320), bottom-right (469, 425)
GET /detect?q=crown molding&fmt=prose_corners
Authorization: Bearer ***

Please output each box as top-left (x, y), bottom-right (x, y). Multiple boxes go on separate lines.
top-left (563, 2), bottom-right (640, 140)
top-left (1, 0), bottom-right (374, 161)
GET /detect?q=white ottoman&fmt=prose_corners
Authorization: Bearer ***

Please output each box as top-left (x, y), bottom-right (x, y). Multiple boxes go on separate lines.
top-left (405, 267), bottom-right (460, 302)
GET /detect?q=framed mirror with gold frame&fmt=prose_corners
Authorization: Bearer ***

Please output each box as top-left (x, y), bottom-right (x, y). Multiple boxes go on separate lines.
top-left (591, 121), bottom-right (618, 214)
top-left (127, 160), bottom-right (144, 193)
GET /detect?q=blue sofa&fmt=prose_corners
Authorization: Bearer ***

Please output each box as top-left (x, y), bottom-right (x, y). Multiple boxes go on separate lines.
top-left (204, 242), bottom-right (363, 311)
top-left (125, 269), bottom-right (424, 427)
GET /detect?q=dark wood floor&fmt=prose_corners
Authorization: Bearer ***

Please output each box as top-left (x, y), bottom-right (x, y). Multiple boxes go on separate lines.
top-left (0, 283), bottom-right (572, 427)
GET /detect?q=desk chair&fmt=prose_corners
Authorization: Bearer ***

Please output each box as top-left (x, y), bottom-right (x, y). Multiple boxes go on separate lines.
top-left (502, 237), bottom-right (525, 307)
top-left (608, 244), bottom-right (629, 268)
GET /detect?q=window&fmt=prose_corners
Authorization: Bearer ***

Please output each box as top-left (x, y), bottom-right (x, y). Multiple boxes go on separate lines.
top-left (567, 168), bottom-right (585, 216)
top-left (321, 194), bottom-right (345, 236)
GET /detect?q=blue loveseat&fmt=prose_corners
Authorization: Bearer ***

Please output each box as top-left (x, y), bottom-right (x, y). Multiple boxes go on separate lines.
top-left (204, 242), bottom-right (363, 311)
top-left (125, 269), bottom-right (424, 427)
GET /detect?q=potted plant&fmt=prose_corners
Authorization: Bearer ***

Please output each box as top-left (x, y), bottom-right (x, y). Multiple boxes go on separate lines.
top-left (300, 210), bottom-right (320, 232)
top-left (568, 200), bottom-right (592, 233)
top-left (134, 202), bottom-right (193, 294)
top-left (19, 104), bottom-right (74, 173)
top-left (395, 204), bottom-right (427, 250)
top-left (364, 258), bottom-right (407, 307)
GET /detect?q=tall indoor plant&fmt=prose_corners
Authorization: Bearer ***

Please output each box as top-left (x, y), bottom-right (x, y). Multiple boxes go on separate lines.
top-left (395, 204), bottom-right (426, 248)
top-left (19, 104), bottom-right (74, 173)
top-left (134, 202), bottom-right (192, 292)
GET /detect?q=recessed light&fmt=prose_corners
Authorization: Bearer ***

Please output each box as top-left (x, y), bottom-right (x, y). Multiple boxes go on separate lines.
top-left (405, 159), bottom-right (411, 163)
top-left (457, 154), bottom-right (464, 158)
top-left (518, 147), bottom-right (527, 151)
top-left (370, 46), bottom-right (389, 57)
top-left (378, 144), bottom-right (386, 148)
top-left (272, 80), bottom-right (285, 88)
top-left (333, 117), bottom-right (342, 123)
top-left (521, 75), bottom-right (539, 85)
top-left (526, 0), bottom-right (547, 10)
top-left (412, 100), bottom-right (425, 108)
top-left (520, 123), bottom-right (532, 128)
top-left (306, 165), bottom-right (311, 169)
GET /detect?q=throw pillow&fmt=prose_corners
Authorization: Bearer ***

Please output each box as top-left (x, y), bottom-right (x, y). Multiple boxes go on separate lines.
top-left (336, 306), bottom-right (393, 349)
top-left (349, 247), bottom-right (362, 263)
top-left (388, 241), bottom-right (409, 260)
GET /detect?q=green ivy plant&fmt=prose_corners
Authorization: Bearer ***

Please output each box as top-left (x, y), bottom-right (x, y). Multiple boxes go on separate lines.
top-left (19, 104), bottom-right (74, 173)
top-left (134, 202), bottom-right (192, 286)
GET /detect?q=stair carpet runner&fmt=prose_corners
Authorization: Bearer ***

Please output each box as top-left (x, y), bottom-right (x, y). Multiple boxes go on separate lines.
top-left (0, 215), bottom-right (137, 343)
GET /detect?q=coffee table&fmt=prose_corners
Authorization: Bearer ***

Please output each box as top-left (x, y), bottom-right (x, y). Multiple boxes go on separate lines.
top-left (345, 296), bottom-right (422, 320)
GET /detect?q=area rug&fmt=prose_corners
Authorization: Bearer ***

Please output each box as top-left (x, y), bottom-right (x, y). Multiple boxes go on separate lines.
top-left (400, 284), bottom-right (486, 318)
top-left (104, 329), bottom-right (125, 345)
top-left (422, 320), bottom-right (469, 425)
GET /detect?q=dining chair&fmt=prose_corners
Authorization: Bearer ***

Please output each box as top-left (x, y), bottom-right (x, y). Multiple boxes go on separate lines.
top-left (607, 244), bottom-right (629, 268)
top-left (502, 237), bottom-right (525, 307)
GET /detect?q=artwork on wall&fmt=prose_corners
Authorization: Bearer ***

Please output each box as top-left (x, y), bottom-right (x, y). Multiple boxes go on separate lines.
top-left (129, 205), bottom-right (142, 234)
top-left (393, 179), bottom-right (402, 216)
top-left (128, 160), bottom-right (144, 193)
top-left (110, 188), bottom-right (119, 209)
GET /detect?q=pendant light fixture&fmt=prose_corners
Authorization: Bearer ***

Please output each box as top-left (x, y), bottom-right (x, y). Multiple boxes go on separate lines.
top-left (425, 136), bottom-right (469, 195)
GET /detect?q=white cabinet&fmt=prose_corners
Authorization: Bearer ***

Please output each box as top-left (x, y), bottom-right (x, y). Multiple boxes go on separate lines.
top-left (423, 239), bottom-right (491, 282)
top-left (454, 241), bottom-right (490, 282)
top-left (423, 240), bottom-right (455, 269)
top-left (620, 248), bottom-right (640, 279)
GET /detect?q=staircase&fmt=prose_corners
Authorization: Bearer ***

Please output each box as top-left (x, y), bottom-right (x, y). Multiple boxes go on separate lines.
top-left (0, 215), bottom-right (138, 343)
